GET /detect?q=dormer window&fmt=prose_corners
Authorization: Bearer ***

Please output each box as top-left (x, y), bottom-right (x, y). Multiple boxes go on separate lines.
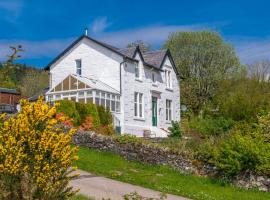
top-left (76, 59), bottom-right (82, 75)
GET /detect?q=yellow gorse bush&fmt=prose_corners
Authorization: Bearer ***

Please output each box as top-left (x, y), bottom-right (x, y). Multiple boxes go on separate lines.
top-left (0, 97), bottom-right (78, 199)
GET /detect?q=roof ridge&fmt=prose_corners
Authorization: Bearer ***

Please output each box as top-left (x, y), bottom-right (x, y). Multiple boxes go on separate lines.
top-left (143, 49), bottom-right (167, 54)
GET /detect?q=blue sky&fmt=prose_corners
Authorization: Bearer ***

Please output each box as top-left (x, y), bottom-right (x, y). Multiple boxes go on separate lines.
top-left (0, 0), bottom-right (269, 68)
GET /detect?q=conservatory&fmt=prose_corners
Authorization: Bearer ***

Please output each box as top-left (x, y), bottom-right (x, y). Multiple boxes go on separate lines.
top-left (46, 74), bottom-right (121, 113)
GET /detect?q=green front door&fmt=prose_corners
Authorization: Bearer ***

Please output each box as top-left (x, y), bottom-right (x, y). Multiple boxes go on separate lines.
top-left (152, 97), bottom-right (157, 126)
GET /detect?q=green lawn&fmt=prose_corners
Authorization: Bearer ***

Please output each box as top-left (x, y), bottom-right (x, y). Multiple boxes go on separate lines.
top-left (75, 146), bottom-right (270, 200)
top-left (71, 194), bottom-right (94, 200)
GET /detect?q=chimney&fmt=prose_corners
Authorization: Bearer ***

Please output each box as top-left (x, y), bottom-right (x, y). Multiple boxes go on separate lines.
top-left (84, 28), bottom-right (88, 36)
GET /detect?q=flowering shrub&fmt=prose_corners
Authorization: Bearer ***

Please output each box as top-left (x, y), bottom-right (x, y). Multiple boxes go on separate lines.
top-left (79, 116), bottom-right (94, 131)
top-left (56, 112), bottom-right (74, 128)
top-left (0, 97), bottom-right (78, 200)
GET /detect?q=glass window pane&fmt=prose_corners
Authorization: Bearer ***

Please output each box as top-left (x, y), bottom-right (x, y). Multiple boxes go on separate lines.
top-left (106, 99), bottom-right (110, 109)
top-left (139, 104), bottom-right (142, 117)
top-left (78, 81), bottom-right (85, 89)
top-left (70, 76), bottom-right (77, 90)
top-left (111, 101), bottom-right (115, 112)
top-left (101, 98), bottom-right (105, 106)
top-left (95, 97), bottom-right (100, 105)
top-left (78, 98), bottom-right (85, 103)
top-left (101, 92), bottom-right (105, 98)
top-left (86, 91), bottom-right (92, 97)
top-left (55, 83), bottom-right (62, 92)
top-left (76, 59), bottom-right (82, 75)
top-left (116, 102), bottom-right (120, 112)
top-left (86, 97), bottom-right (93, 103)
top-left (62, 76), bottom-right (70, 91)
top-left (78, 91), bottom-right (84, 97)
top-left (106, 93), bottom-right (110, 99)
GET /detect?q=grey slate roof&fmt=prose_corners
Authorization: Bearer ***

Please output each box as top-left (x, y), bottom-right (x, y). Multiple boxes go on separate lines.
top-left (45, 35), bottom-right (179, 75)
top-left (142, 50), bottom-right (167, 69)
top-left (0, 88), bottom-right (20, 95)
top-left (28, 87), bottom-right (49, 102)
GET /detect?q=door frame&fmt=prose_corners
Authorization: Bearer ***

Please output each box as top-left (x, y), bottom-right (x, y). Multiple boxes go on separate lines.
top-left (152, 96), bottom-right (158, 127)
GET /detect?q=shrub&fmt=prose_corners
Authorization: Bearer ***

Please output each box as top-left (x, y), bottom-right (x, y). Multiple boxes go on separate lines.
top-left (97, 105), bottom-right (112, 126)
top-left (85, 103), bottom-right (100, 128)
top-left (79, 116), bottom-right (94, 131)
top-left (210, 132), bottom-right (270, 176)
top-left (96, 124), bottom-right (115, 136)
top-left (75, 102), bottom-right (89, 124)
top-left (0, 97), bottom-right (78, 200)
top-left (57, 100), bottom-right (81, 125)
top-left (168, 121), bottom-right (182, 138)
top-left (189, 117), bottom-right (234, 137)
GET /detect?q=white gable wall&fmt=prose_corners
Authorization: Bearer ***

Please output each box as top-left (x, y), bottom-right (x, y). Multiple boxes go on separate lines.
top-left (122, 54), bottom-right (180, 136)
top-left (50, 38), bottom-right (122, 92)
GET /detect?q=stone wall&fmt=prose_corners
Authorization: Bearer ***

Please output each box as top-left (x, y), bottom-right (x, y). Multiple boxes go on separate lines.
top-left (72, 131), bottom-right (196, 173)
top-left (73, 131), bottom-right (270, 192)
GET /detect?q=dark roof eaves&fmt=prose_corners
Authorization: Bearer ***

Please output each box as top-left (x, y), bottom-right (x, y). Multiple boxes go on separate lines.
top-left (44, 35), bottom-right (137, 70)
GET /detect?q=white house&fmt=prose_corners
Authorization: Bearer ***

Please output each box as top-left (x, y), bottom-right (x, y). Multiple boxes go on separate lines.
top-left (45, 34), bottom-right (180, 137)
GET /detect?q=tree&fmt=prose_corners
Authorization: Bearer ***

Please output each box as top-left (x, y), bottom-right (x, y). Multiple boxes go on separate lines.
top-left (247, 60), bottom-right (270, 82)
top-left (163, 31), bottom-right (241, 114)
top-left (18, 68), bottom-right (49, 97)
top-left (126, 40), bottom-right (152, 52)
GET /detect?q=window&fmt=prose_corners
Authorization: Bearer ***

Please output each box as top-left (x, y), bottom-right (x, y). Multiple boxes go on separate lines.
top-left (95, 91), bottom-right (100, 105)
top-left (135, 63), bottom-right (140, 78)
top-left (152, 73), bottom-right (156, 83)
top-left (134, 92), bottom-right (143, 118)
top-left (76, 59), bottom-right (82, 75)
top-left (166, 100), bottom-right (172, 121)
top-left (165, 70), bottom-right (172, 88)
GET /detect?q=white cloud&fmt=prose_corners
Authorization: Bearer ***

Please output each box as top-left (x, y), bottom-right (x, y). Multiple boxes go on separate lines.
top-left (233, 37), bottom-right (270, 64)
top-left (91, 17), bottom-right (111, 33)
top-left (92, 23), bottom-right (208, 47)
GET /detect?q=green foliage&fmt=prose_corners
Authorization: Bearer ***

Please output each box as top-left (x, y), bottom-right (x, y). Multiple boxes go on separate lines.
top-left (189, 117), bottom-right (235, 136)
top-left (57, 100), bottom-right (81, 126)
top-left (214, 78), bottom-right (270, 122)
top-left (163, 31), bottom-right (241, 113)
top-left (97, 105), bottom-right (112, 126)
top-left (85, 103), bottom-right (101, 128)
top-left (168, 121), bottom-right (182, 138)
top-left (0, 46), bottom-right (48, 97)
top-left (210, 132), bottom-right (270, 176)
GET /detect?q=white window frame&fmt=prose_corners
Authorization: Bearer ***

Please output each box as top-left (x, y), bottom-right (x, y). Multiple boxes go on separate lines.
top-left (134, 92), bottom-right (144, 118)
top-left (166, 99), bottom-right (172, 121)
top-left (165, 70), bottom-right (172, 89)
top-left (135, 63), bottom-right (140, 78)
top-left (76, 59), bottom-right (82, 75)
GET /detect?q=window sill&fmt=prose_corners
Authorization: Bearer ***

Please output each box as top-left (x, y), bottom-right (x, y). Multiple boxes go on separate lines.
top-left (134, 117), bottom-right (145, 121)
top-left (135, 78), bottom-right (143, 82)
top-left (166, 121), bottom-right (172, 124)
top-left (152, 83), bottom-right (158, 87)
top-left (165, 88), bottom-right (173, 92)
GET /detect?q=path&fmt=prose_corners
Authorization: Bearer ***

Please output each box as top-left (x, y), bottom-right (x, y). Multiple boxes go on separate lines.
top-left (70, 169), bottom-right (190, 200)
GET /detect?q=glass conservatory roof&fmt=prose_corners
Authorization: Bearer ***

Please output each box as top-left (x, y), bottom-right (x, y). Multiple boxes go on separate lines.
top-left (47, 74), bottom-right (119, 94)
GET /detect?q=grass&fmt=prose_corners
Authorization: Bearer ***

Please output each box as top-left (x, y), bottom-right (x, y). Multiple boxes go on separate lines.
top-left (71, 194), bottom-right (94, 200)
top-left (75, 146), bottom-right (270, 200)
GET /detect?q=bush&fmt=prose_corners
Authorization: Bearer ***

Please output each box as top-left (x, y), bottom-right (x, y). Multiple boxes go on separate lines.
top-left (75, 102), bottom-right (89, 124)
top-left (210, 132), bottom-right (270, 176)
top-left (57, 100), bottom-right (81, 125)
top-left (97, 105), bottom-right (112, 126)
top-left (0, 97), bottom-right (78, 199)
top-left (189, 117), bottom-right (235, 137)
top-left (168, 121), bottom-right (182, 138)
top-left (85, 103), bottom-right (100, 129)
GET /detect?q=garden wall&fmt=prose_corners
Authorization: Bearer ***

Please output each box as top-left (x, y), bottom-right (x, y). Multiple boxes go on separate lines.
top-left (72, 131), bottom-right (196, 173)
top-left (72, 131), bottom-right (270, 192)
